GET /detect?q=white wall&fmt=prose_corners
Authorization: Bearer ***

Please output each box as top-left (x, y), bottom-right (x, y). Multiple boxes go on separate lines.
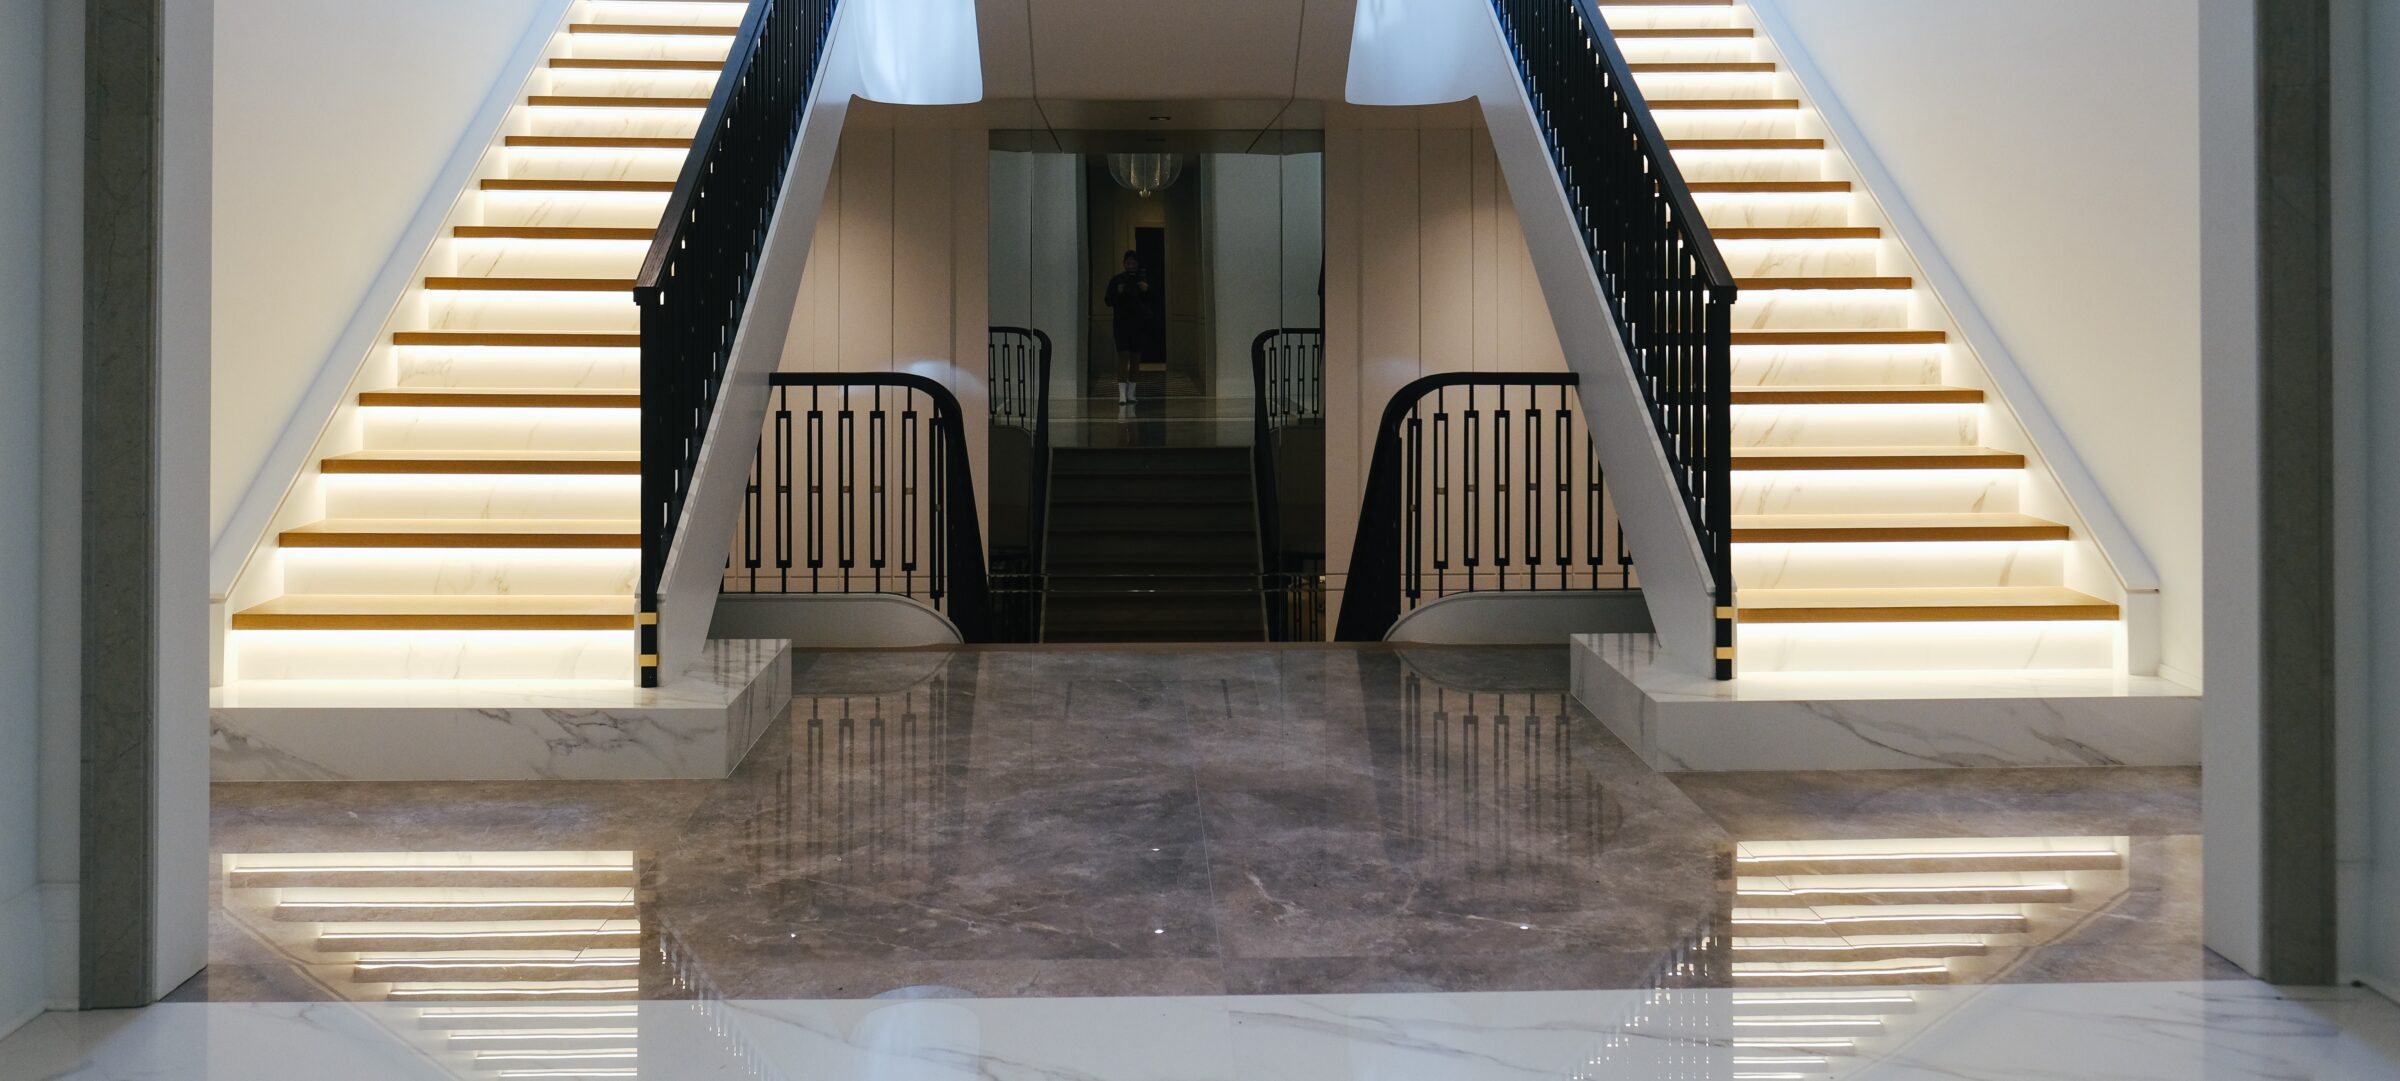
top-left (0, 0), bottom-right (53, 1038)
top-left (1768, 0), bottom-right (2205, 683)
top-left (209, 0), bottom-right (552, 541)
top-left (1322, 123), bottom-right (1570, 620)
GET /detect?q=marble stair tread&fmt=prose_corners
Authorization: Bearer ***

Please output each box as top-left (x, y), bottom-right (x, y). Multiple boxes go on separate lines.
top-left (1629, 61), bottom-right (1776, 72)
top-left (1671, 137), bottom-right (1827, 150)
top-left (229, 595), bottom-right (637, 631)
top-left (279, 519), bottom-right (641, 548)
top-left (321, 451), bottom-right (641, 475)
top-left (1730, 385), bottom-right (1983, 405)
top-left (1614, 27), bottom-right (1754, 37)
top-left (1728, 512), bottom-right (2070, 542)
top-left (1734, 586), bottom-right (2121, 624)
top-left (1731, 446), bottom-right (2025, 470)
top-left (358, 388), bottom-right (641, 407)
top-left (392, 332), bottom-right (643, 348)
top-left (479, 177), bottom-right (677, 192)
top-left (1649, 98), bottom-right (1801, 110)
top-left (1692, 180), bottom-right (1852, 193)
top-left (524, 95), bottom-right (712, 109)
top-left (453, 225), bottom-right (655, 241)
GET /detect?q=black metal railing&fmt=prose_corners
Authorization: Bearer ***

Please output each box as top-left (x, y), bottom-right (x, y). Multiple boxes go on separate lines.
top-left (987, 326), bottom-right (1053, 642)
top-left (721, 373), bottom-right (991, 641)
top-left (1336, 374), bottom-right (1634, 641)
top-left (634, 0), bottom-right (842, 685)
top-left (1251, 328), bottom-right (1327, 641)
top-left (1493, 0), bottom-right (1736, 677)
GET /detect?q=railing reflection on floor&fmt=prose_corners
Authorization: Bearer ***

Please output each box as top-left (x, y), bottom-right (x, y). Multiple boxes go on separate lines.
top-left (987, 327), bottom-right (1053, 642)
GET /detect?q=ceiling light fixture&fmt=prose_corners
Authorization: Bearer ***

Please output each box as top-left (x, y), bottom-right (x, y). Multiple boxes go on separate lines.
top-left (1107, 153), bottom-right (1184, 197)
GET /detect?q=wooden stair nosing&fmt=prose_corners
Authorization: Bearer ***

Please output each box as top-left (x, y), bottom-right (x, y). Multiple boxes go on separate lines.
top-left (566, 22), bottom-right (740, 35)
top-left (1730, 386), bottom-right (1982, 405)
top-left (1691, 180), bottom-right (1852, 193)
top-left (549, 57), bottom-right (726, 71)
top-left (526, 95), bottom-right (711, 109)
top-left (1629, 61), bottom-right (1776, 73)
top-left (424, 277), bottom-right (637, 293)
top-left (278, 526), bottom-right (641, 549)
top-left (506, 135), bottom-right (696, 149)
top-left (1713, 226), bottom-right (1882, 240)
top-left (393, 332), bottom-right (642, 348)
top-left (320, 455), bottom-right (641, 476)
top-left (1672, 138), bottom-right (1826, 150)
top-left (1731, 448), bottom-right (2026, 471)
top-left (1731, 518), bottom-right (2070, 543)
top-left (1736, 600), bottom-right (2122, 624)
top-left (1649, 98), bottom-right (1800, 110)
top-left (359, 388), bottom-right (641, 408)
top-left (1614, 27), bottom-right (1755, 37)
top-left (1736, 276), bottom-right (1913, 290)
top-left (480, 178), bottom-right (675, 193)
top-left (230, 610), bottom-right (636, 631)
top-left (455, 225), bottom-right (654, 241)
top-left (1732, 330), bottom-right (1948, 345)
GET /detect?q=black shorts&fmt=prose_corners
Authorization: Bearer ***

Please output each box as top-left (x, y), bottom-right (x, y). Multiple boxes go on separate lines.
top-left (1112, 321), bottom-right (1144, 352)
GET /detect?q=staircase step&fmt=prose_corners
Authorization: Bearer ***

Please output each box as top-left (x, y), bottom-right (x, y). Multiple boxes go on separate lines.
top-left (1731, 513), bottom-right (2069, 543)
top-left (526, 95), bottom-right (710, 109)
top-left (361, 388), bottom-right (639, 407)
top-left (550, 57), bottom-right (726, 71)
top-left (230, 595), bottom-right (636, 631)
top-left (454, 226), bottom-right (654, 241)
top-left (1737, 276), bottom-right (1912, 290)
top-left (1734, 330), bottom-right (1946, 346)
top-left (506, 135), bottom-right (695, 149)
top-left (1651, 98), bottom-right (1799, 110)
top-left (567, 22), bottom-right (739, 35)
top-left (322, 451), bottom-right (641, 476)
top-left (1630, 61), bottom-right (1775, 72)
top-left (1733, 941), bottom-right (1991, 963)
top-left (480, 178), bottom-right (675, 193)
top-left (1735, 586), bottom-right (2120, 624)
top-left (423, 278), bottom-right (637, 294)
top-left (393, 332), bottom-right (642, 348)
top-left (1732, 447), bottom-right (2023, 470)
top-left (1673, 138), bottom-right (1826, 150)
top-left (1731, 386), bottom-right (1981, 405)
top-left (1714, 227), bottom-right (1880, 240)
top-left (1615, 27), bottom-right (1754, 37)
top-left (280, 520), bottom-right (640, 549)
top-left (1692, 181), bottom-right (1851, 193)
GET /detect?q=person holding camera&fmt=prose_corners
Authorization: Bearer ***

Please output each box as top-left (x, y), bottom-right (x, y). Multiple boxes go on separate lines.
top-left (1103, 250), bottom-right (1152, 405)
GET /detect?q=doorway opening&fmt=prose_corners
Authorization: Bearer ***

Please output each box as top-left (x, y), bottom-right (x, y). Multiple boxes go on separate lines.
top-left (988, 134), bottom-right (1325, 643)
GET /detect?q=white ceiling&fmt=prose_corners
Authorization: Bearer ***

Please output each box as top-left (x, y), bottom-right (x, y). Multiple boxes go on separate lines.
top-left (975, 0), bottom-right (1360, 106)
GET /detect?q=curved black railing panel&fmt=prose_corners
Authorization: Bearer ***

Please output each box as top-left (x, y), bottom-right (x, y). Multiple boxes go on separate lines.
top-left (1492, 0), bottom-right (1735, 676)
top-left (1336, 373), bottom-right (1635, 642)
top-left (722, 373), bottom-right (991, 641)
top-left (987, 326), bottom-right (1053, 642)
top-left (636, 0), bottom-right (843, 685)
top-left (1252, 328), bottom-right (1327, 641)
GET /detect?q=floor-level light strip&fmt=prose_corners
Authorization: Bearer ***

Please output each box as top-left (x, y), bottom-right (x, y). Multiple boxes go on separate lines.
top-left (1732, 941), bottom-right (1984, 952)
top-left (1736, 851), bottom-right (2117, 865)
top-left (421, 1007), bottom-right (638, 1019)
top-left (1733, 964), bottom-right (1951, 979)
top-left (448, 1030), bottom-right (641, 1042)
top-left (323, 929), bottom-right (641, 941)
top-left (476, 1051), bottom-right (639, 1061)
top-left (357, 959), bottom-right (639, 971)
top-left (389, 983), bottom-right (640, 997)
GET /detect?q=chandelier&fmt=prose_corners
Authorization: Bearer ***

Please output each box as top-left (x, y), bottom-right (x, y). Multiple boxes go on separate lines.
top-left (1107, 153), bottom-right (1185, 198)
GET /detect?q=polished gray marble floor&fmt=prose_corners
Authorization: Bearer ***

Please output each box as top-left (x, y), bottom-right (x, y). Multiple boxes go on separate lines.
top-left (189, 646), bottom-right (2220, 1003)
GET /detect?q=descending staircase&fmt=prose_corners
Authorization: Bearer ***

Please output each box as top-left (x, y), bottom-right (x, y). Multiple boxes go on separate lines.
top-left (1607, 0), bottom-right (2125, 673)
top-left (1040, 447), bottom-right (1268, 642)
top-left (226, 1), bottom-right (745, 681)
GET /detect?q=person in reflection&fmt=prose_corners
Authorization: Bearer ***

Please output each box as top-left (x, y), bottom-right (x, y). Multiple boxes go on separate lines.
top-left (1104, 250), bottom-right (1152, 406)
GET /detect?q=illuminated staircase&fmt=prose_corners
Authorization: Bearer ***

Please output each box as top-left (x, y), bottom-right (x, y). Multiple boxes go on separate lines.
top-left (224, 0), bottom-right (746, 682)
top-left (1609, 0), bottom-right (2126, 674)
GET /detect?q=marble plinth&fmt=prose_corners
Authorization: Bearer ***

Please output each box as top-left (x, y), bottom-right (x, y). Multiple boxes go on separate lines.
top-left (209, 638), bottom-right (791, 781)
top-left (1573, 633), bottom-right (2201, 771)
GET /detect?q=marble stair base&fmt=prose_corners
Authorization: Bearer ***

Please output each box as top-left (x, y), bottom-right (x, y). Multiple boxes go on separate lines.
top-left (1571, 633), bottom-right (2199, 772)
top-left (209, 638), bottom-right (791, 781)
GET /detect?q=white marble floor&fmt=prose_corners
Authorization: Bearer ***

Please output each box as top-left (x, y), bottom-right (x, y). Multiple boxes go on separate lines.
top-left (7, 981), bottom-right (2397, 1080)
